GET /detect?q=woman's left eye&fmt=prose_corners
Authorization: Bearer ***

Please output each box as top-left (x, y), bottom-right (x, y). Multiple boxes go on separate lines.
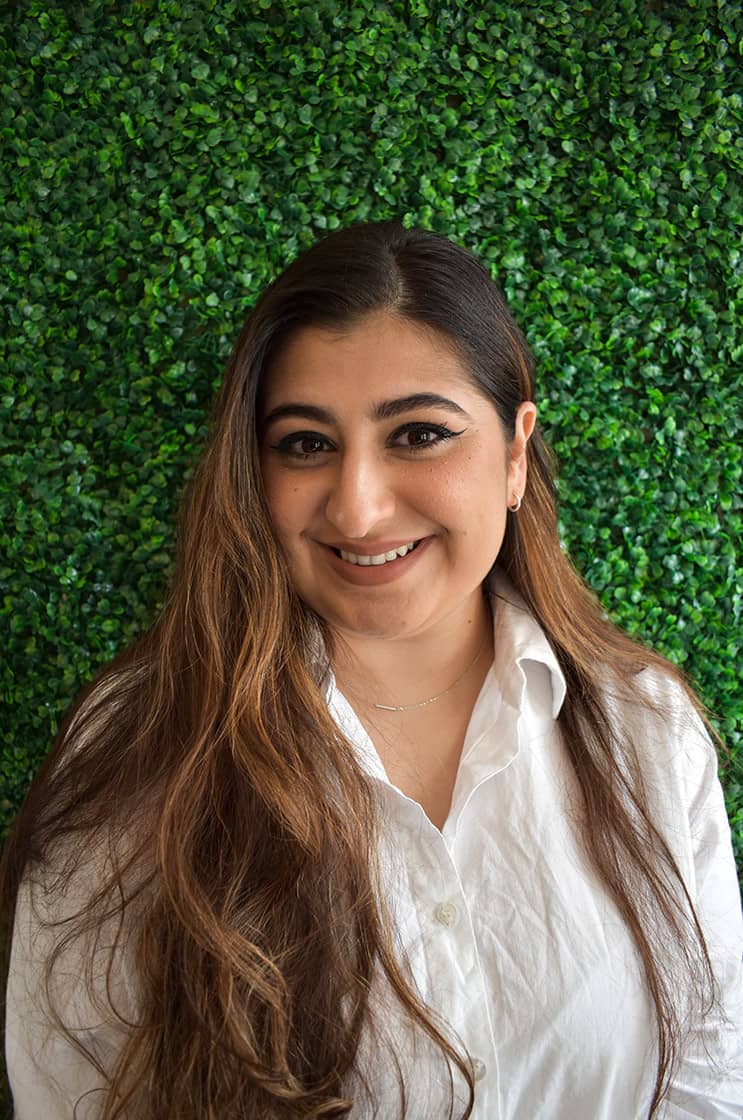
top-left (390, 422), bottom-right (465, 451)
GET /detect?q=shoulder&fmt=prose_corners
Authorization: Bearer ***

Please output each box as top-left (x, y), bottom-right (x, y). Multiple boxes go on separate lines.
top-left (10, 825), bottom-right (150, 1009)
top-left (604, 664), bottom-right (720, 810)
top-left (5, 828), bottom-right (148, 1117)
top-left (603, 665), bottom-right (737, 899)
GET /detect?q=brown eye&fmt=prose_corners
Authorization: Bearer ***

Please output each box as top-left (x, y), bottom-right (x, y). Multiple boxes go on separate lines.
top-left (270, 431), bottom-right (334, 460)
top-left (297, 436), bottom-right (325, 455)
top-left (390, 422), bottom-right (465, 451)
top-left (405, 428), bottom-right (437, 446)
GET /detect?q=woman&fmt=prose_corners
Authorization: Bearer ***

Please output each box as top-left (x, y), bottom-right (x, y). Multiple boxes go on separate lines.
top-left (3, 221), bottom-right (742, 1119)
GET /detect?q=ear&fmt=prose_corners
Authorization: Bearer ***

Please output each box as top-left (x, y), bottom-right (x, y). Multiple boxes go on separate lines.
top-left (507, 402), bottom-right (537, 502)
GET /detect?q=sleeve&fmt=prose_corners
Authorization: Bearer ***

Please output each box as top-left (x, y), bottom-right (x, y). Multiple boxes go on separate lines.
top-left (662, 700), bottom-right (743, 1119)
top-left (5, 849), bottom-right (137, 1119)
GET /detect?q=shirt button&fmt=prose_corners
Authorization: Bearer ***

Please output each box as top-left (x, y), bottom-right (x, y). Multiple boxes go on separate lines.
top-left (433, 902), bottom-right (459, 927)
top-left (472, 1057), bottom-right (487, 1081)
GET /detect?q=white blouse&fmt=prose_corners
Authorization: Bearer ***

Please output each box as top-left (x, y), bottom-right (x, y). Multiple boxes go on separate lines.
top-left (6, 580), bottom-right (743, 1118)
top-left (326, 580), bottom-right (743, 1119)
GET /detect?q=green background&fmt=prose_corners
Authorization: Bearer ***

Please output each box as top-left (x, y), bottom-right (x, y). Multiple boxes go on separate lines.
top-left (2, 0), bottom-right (741, 887)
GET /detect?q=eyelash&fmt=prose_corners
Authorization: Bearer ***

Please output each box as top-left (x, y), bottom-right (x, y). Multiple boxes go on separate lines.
top-left (270, 422), bottom-right (465, 461)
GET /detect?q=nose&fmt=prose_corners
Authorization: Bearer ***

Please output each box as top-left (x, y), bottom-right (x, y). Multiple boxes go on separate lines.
top-left (324, 448), bottom-right (396, 540)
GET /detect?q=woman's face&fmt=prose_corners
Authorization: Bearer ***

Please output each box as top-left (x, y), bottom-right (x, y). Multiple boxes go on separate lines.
top-left (259, 311), bottom-right (535, 643)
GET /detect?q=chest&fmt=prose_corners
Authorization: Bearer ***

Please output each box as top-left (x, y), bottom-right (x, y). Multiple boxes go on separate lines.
top-left (355, 667), bottom-right (490, 831)
top-left (358, 704), bottom-right (474, 831)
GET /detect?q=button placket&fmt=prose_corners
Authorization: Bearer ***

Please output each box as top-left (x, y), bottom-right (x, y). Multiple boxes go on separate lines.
top-left (399, 814), bottom-right (500, 1116)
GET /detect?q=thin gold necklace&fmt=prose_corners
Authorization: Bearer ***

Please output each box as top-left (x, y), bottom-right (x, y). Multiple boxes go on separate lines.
top-left (370, 636), bottom-right (488, 712)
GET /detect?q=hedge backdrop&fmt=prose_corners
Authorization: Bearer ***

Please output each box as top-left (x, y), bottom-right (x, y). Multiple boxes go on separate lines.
top-left (1, 0), bottom-right (741, 886)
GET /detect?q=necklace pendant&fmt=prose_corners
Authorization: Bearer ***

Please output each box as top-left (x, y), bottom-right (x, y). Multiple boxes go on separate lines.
top-left (370, 636), bottom-right (487, 713)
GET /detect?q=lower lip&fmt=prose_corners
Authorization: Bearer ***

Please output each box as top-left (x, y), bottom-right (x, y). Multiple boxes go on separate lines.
top-left (320, 537), bottom-right (433, 585)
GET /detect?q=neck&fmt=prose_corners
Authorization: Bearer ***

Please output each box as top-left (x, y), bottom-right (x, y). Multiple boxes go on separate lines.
top-left (330, 589), bottom-right (494, 712)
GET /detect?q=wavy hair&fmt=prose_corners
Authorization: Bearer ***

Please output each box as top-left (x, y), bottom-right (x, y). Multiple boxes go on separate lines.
top-left (2, 221), bottom-right (715, 1118)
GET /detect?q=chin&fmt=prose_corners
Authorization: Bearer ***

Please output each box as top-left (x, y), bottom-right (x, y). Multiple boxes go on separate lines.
top-left (315, 600), bottom-right (419, 642)
top-left (332, 614), bottom-right (411, 642)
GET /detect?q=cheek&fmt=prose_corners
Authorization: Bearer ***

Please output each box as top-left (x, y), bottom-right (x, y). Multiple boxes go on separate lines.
top-left (428, 450), bottom-right (507, 512)
top-left (261, 469), bottom-right (297, 538)
top-left (263, 476), bottom-right (325, 556)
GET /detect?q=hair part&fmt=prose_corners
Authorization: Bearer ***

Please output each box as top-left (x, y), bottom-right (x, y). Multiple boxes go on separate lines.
top-left (2, 220), bottom-right (716, 1118)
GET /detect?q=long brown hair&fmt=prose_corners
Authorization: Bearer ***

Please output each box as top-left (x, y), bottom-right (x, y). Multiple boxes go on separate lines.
top-left (2, 221), bottom-right (715, 1118)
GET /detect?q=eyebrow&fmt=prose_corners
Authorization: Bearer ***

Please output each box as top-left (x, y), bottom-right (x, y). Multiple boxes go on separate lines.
top-left (262, 393), bottom-right (471, 428)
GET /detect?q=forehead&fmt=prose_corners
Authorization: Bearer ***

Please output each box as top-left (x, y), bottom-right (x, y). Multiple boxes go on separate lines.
top-left (261, 311), bottom-right (477, 409)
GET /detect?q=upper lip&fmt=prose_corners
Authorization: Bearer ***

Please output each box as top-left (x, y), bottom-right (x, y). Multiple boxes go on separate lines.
top-left (318, 538), bottom-right (424, 555)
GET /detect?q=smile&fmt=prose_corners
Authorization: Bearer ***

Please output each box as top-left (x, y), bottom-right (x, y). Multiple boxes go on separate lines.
top-left (336, 541), bottom-right (419, 566)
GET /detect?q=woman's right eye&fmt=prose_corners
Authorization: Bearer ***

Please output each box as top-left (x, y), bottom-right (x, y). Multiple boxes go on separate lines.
top-left (270, 432), bottom-right (334, 460)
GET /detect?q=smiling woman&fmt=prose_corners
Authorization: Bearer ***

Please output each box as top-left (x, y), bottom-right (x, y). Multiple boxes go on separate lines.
top-left (2, 222), bottom-right (742, 1120)
top-left (259, 314), bottom-right (534, 647)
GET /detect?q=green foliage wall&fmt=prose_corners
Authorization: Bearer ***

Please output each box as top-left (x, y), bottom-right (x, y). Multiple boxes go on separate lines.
top-left (1, 0), bottom-right (741, 873)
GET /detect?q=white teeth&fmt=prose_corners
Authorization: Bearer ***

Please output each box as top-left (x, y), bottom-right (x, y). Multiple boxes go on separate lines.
top-left (339, 541), bottom-right (418, 566)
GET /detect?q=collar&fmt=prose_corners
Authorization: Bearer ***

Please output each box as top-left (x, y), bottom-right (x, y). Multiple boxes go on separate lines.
top-left (486, 570), bottom-right (567, 721)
